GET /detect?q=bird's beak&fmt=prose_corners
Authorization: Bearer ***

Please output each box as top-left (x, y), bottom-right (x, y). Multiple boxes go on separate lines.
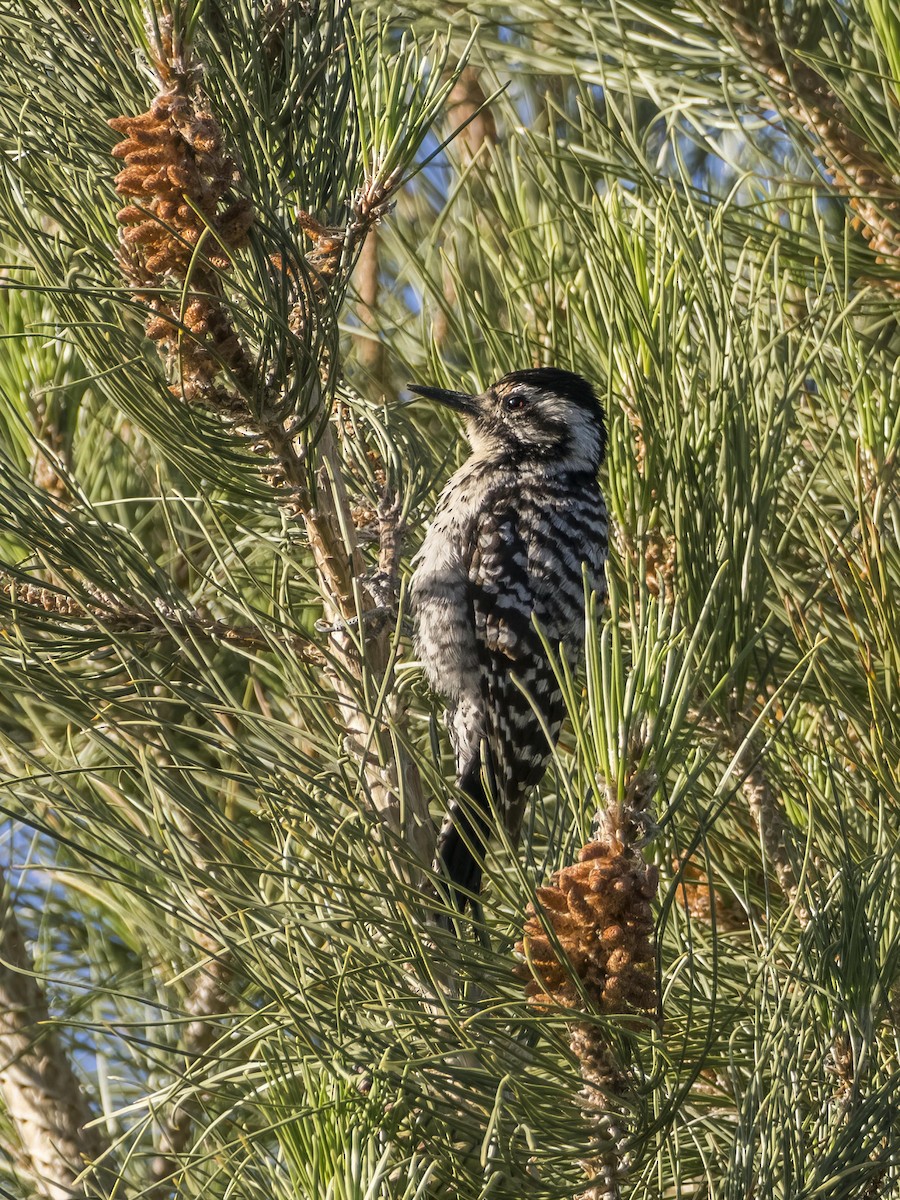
top-left (406, 382), bottom-right (478, 416)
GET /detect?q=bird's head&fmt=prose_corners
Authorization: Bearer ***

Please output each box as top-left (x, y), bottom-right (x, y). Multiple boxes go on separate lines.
top-left (407, 367), bottom-right (606, 471)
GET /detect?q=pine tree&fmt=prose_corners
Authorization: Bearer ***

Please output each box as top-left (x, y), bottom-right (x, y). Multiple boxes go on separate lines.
top-left (1, 2), bottom-right (898, 1197)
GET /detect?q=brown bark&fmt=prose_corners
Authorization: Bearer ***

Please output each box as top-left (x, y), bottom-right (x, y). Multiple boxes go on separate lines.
top-left (353, 226), bottom-right (386, 387)
top-left (446, 68), bottom-right (497, 163)
top-left (434, 68), bottom-right (499, 347)
top-left (0, 869), bottom-right (123, 1198)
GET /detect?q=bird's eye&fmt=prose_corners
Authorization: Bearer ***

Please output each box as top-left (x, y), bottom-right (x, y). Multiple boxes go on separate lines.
top-left (503, 392), bottom-right (527, 412)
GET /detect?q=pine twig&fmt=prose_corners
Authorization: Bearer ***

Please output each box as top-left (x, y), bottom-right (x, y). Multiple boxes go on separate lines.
top-left (434, 67), bottom-right (498, 347)
top-left (445, 67), bottom-right (498, 164)
top-left (148, 930), bottom-right (232, 1194)
top-left (302, 436), bottom-right (433, 874)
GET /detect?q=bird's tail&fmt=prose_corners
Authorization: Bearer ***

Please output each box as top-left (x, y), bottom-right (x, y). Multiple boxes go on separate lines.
top-left (435, 756), bottom-right (493, 914)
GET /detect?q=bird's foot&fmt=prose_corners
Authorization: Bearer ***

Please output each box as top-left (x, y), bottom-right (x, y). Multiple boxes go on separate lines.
top-left (314, 604), bottom-right (395, 638)
top-left (364, 567), bottom-right (396, 611)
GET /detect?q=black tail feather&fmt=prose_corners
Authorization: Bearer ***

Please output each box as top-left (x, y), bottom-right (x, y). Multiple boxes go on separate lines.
top-left (436, 816), bottom-right (484, 910)
top-left (435, 756), bottom-right (493, 913)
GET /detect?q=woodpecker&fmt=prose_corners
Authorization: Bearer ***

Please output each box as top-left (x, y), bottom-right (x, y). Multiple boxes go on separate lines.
top-left (409, 367), bottom-right (608, 910)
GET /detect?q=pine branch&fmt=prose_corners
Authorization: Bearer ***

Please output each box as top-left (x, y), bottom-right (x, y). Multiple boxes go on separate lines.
top-left (0, 573), bottom-right (325, 665)
top-left (105, 13), bottom-right (434, 883)
top-left (694, 707), bottom-right (810, 924)
top-left (518, 767), bottom-right (659, 1199)
top-left (302, 435), bottom-right (433, 873)
top-left (146, 803), bottom-right (233, 1198)
top-left (0, 869), bottom-right (123, 1199)
top-left (733, 726), bottom-right (810, 926)
top-left (723, 2), bottom-right (900, 285)
top-left (445, 67), bottom-right (498, 164)
top-left (148, 928), bottom-right (232, 1197)
top-left (433, 67), bottom-right (498, 348)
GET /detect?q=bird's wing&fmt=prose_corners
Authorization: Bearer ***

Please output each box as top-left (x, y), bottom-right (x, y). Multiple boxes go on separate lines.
top-left (468, 506), bottom-right (534, 664)
top-left (465, 505), bottom-right (562, 835)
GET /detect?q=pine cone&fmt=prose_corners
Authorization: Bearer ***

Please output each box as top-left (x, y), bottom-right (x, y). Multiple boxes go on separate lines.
top-left (517, 839), bottom-right (657, 1016)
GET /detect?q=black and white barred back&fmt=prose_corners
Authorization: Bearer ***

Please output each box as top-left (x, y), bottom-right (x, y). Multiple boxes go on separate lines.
top-left (409, 368), bottom-right (608, 909)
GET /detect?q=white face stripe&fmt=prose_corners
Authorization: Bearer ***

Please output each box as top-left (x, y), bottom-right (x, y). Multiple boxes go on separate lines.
top-left (532, 394), bottom-right (569, 421)
top-left (559, 405), bottom-right (604, 470)
top-left (467, 386), bottom-right (604, 470)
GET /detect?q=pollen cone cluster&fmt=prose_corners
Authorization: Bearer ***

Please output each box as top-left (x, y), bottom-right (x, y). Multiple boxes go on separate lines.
top-left (286, 179), bottom-right (396, 341)
top-left (109, 89), bottom-right (254, 408)
top-left (675, 856), bottom-right (744, 930)
top-left (518, 839), bottom-right (657, 1016)
top-left (297, 210), bottom-right (345, 296)
top-left (277, 209), bottom-right (348, 344)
